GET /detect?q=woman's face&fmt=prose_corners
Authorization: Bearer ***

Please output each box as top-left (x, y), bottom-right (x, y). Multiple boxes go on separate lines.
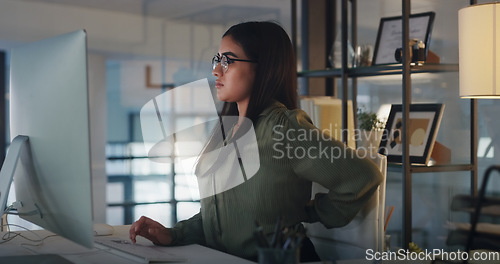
top-left (212, 36), bottom-right (256, 104)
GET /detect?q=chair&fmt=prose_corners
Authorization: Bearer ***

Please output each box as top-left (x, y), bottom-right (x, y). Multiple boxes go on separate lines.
top-left (432, 165), bottom-right (500, 264)
top-left (446, 166), bottom-right (500, 252)
top-left (305, 152), bottom-right (387, 261)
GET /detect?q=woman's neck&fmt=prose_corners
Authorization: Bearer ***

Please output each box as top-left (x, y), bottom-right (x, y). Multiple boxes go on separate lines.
top-left (236, 98), bottom-right (249, 124)
top-left (233, 98), bottom-right (249, 137)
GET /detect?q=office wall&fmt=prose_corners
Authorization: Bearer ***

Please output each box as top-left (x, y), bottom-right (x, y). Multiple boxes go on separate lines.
top-left (0, 0), bottom-right (225, 60)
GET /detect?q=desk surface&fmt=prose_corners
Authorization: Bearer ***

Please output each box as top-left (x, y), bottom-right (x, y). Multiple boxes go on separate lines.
top-left (0, 225), bottom-right (255, 264)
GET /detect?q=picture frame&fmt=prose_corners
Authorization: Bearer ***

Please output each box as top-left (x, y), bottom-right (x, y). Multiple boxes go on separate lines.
top-left (378, 103), bottom-right (445, 164)
top-left (372, 12), bottom-right (435, 65)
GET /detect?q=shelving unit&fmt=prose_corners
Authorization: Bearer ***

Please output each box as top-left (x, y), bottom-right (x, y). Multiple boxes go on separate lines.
top-left (294, 0), bottom-right (478, 248)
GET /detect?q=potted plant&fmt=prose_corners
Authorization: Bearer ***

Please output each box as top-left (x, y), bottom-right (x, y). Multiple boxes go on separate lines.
top-left (357, 108), bottom-right (385, 152)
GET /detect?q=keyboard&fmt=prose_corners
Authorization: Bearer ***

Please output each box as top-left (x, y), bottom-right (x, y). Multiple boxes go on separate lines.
top-left (94, 236), bottom-right (187, 263)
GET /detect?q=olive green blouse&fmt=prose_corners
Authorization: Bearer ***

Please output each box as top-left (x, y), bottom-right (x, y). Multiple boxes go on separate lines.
top-left (168, 101), bottom-right (383, 260)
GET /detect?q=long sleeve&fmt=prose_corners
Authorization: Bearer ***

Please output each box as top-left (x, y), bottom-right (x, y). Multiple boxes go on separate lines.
top-left (282, 109), bottom-right (383, 228)
top-left (183, 101), bottom-right (384, 260)
top-left (169, 211), bottom-right (206, 246)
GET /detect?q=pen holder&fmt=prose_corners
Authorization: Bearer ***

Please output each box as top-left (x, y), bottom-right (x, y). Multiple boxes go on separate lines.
top-left (257, 247), bottom-right (299, 264)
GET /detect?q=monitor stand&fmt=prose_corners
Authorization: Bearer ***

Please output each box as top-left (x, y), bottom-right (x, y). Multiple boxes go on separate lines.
top-left (0, 135), bottom-right (42, 231)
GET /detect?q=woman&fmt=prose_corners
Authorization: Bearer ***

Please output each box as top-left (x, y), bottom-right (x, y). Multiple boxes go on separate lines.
top-left (129, 21), bottom-right (383, 262)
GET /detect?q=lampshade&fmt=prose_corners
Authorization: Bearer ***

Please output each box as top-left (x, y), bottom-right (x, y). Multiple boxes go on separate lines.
top-left (459, 3), bottom-right (500, 98)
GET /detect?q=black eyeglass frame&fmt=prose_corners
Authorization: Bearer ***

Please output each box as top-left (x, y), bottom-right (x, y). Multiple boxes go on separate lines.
top-left (212, 54), bottom-right (257, 72)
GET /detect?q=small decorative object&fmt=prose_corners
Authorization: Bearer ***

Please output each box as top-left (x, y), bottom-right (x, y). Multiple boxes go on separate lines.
top-left (353, 44), bottom-right (373, 67)
top-left (357, 108), bottom-right (384, 152)
top-left (408, 242), bottom-right (423, 253)
top-left (358, 108), bottom-right (384, 131)
top-left (372, 12), bottom-right (435, 65)
top-left (393, 38), bottom-right (426, 65)
top-left (378, 104), bottom-right (445, 164)
top-left (328, 40), bottom-right (354, 68)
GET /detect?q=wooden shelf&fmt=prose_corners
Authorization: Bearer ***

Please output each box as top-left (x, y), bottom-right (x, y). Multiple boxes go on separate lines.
top-left (298, 63), bottom-right (459, 78)
top-left (387, 162), bottom-right (474, 173)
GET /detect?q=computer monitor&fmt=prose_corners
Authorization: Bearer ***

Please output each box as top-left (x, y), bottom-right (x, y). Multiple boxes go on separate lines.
top-left (0, 29), bottom-right (94, 248)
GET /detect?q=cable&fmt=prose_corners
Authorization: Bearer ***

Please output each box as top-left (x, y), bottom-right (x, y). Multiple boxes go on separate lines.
top-left (3, 204), bottom-right (15, 216)
top-left (2, 208), bottom-right (110, 258)
top-left (0, 211), bottom-right (56, 247)
top-left (3, 202), bottom-right (42, 217)
top-left (0, 212), bottom-right (111, 261)
top-left (1, 221), bottom-right (106, 258)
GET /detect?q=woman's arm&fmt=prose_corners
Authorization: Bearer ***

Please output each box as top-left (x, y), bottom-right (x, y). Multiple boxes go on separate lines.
top-left (285, 110), bottom-right (384, 228)
top-left (169, 211), bottom-right (206, 246)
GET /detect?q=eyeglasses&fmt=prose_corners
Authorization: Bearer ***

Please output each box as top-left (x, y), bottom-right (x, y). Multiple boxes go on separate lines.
top-left (212, 54), bottom-right (256, 73)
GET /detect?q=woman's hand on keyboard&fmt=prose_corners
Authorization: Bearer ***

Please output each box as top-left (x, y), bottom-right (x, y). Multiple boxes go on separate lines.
top-left (129, 216), bottom-right (173, 246)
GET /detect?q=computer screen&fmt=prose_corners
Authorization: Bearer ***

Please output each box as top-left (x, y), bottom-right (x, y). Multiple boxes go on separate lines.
top-left (0, 29), bottom-right (94, 248)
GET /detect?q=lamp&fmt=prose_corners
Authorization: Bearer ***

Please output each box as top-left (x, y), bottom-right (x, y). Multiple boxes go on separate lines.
top-left (459, 3), bottom-right (500, 98)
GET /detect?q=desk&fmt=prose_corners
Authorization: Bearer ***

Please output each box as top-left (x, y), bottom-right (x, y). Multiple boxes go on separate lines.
top-left (0, 225), bottom-right (255, 264)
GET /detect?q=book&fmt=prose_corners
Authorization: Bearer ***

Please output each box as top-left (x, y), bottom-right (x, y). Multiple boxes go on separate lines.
top-left (299, 97), bottom-right (355, 149)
